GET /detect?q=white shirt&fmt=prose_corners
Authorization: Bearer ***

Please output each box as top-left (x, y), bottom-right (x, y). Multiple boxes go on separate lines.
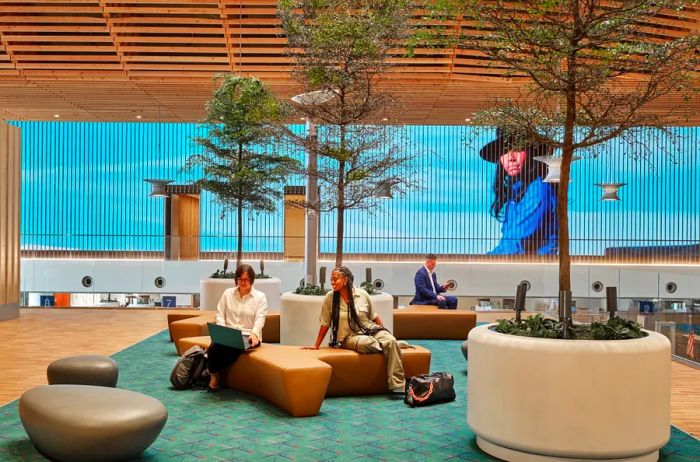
top-left (424, 265), bottom-right (437, 293)
top-left (215, 286), bottom-right (268, 341)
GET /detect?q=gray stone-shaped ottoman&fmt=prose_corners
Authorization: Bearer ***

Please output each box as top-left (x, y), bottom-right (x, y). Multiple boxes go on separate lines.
top-left (19, 385), bottom-right (167, 462)
top-left (47, 355), bottom-right (118, 387)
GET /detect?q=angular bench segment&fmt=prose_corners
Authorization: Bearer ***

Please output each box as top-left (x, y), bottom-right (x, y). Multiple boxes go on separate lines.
top-left (19, 385), bottom-right (167, 462)
top-left (170, 312), bottom-right (280, 354)
top-left (394, 306), bottom-right (477, 339)
top-left (175, 338), bottom-right (431, 417)
top-left (316, 347), bottom-right (431, 397)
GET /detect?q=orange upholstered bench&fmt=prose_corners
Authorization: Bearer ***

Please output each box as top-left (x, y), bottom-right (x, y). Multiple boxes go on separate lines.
top-left (176, 337), bottom-right (431, 417)
top-left (169, 312), bottom-right (280, 354)
top-left (393, 306), bottom-right (476, 340)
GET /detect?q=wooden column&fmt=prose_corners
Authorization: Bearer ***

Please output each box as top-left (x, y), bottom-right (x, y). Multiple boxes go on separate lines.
top-left (0, 122), bottom-right (20, 321)
top-left (165, 185), bottom-right (200, 261)
top-left (284, 186), bottom-right (306, 261)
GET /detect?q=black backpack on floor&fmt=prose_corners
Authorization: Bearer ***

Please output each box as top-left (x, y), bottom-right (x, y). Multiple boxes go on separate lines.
top-left (170, 345), bottom-right (207, 390)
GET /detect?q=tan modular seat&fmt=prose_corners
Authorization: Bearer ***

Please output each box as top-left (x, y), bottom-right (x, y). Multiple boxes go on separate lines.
top-left (170, 312), bottom-right (280, 354)
top-left (175, 337), bottom-right (431, 417)
top-left (166, 312), bottom-right (201, 341)
top-left (393, 305), bottom-right (477, 339)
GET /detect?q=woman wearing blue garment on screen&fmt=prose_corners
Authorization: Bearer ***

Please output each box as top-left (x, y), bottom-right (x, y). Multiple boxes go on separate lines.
top-left (480, 128), bottom-right (558, 256)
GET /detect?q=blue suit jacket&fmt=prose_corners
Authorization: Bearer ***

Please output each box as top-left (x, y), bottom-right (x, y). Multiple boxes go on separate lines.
top-left (411, 267), bottom-right (445, 305)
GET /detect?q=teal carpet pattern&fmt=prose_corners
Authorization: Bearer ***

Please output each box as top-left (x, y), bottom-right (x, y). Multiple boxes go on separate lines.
top-left (1, 332), bottom-right (699, 461)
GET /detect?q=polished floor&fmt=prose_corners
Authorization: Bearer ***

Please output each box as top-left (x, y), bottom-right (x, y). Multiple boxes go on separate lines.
top-left (1, 308), bottom-right (698, 438)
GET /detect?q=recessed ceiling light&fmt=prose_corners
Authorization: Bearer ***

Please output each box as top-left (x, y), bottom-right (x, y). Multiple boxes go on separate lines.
top-left (300, 117), bottom-right (306, 121)
top-left (382, 118), bottom-right (388, 121)
top-left (53, 114), bottom-right (60, 118)
top-left (136, 115), bottom-right (142, 119)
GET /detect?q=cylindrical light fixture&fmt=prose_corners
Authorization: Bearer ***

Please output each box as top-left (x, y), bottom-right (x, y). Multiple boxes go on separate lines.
top-left (534, 156), bottom-right (581, 183)
top-left (595, 183), bottom-right (626, 201)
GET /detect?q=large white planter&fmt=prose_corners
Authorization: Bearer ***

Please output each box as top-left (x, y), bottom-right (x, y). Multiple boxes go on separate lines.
top-left (280, 291), bottom-right (394, 346)
top-left (467, 324), bottom-right (671, 462)
top-left (199, 277), bottom-right (281, 312)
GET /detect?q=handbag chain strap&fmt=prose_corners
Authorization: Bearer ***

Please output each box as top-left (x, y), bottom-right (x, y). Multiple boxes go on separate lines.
top-left (408, 381), bottom-right (434, 402)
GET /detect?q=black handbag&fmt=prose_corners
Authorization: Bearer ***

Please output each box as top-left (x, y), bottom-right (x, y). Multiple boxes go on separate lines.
top-left (404, 372), bottom-right (456, 407)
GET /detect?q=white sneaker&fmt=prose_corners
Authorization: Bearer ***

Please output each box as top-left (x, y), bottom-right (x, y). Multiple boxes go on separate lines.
top-left (397, 340), bottom-right (411, 349)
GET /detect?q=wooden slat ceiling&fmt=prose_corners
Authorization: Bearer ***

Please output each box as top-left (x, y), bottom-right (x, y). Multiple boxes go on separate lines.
top-left (0, 0), bottom-right (698, 124)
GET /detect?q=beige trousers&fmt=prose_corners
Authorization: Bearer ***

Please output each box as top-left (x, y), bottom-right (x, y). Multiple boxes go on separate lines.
top-left (340, 329), bottom-right (405, 390)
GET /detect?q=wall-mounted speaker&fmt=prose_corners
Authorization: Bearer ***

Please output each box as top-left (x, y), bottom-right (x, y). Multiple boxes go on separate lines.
top-left (519, 280), bottom-right (531, 292)
top-left (373, 279), bottom-right (385, 290)
top-left (81, 276), bottom-right (93, 288)
top-left (591, 281), bottom-right (604, 293)
top-left (665, 282), bottom-right (677, 294)
top-left (445, 279), bottom-right (457, 291)
top-left (154, 276), bottom-right (166, 288)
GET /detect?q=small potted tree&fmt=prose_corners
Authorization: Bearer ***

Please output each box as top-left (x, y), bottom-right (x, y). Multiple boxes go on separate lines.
top-left (422, 0), bottom-right (698, 459)
top-left (276, 0), bottom-right (416, 345)
top-left (185, 74), bottom-right (297, 311)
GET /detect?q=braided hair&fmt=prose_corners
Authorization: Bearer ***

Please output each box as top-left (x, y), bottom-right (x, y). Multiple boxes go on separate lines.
top-left (329, 266), bottom-right (381, 346)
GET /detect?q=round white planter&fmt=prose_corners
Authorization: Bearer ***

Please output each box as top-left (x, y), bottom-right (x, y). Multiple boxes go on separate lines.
top-left (467, 324), bottom-right (671, 462)
top-left (280, 291), bottom-right (394, 346)
top-left (199, 277), bottom-right (281, 312)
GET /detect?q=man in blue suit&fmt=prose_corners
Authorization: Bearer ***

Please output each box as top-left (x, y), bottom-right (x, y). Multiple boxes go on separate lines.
top-left (410, 254), bottom-right (458, 309)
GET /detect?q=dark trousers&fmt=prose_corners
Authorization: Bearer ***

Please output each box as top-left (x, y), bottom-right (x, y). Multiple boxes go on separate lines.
top-left (206, 342), bottom-right (243, 374)
top-left (435, 295), bottom-right (458, 309)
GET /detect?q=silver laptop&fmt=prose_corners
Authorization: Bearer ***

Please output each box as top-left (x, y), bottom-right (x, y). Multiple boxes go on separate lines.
top-left (207, 323), bottom-right (252, 351)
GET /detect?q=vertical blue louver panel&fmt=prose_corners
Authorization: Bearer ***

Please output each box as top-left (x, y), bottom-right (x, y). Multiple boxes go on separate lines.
top-left (10, 121), bottom-right (700, 259)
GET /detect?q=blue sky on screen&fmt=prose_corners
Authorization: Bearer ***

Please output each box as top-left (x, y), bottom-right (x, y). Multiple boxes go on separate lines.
top-left (13, 121), bottom-right (699, 255)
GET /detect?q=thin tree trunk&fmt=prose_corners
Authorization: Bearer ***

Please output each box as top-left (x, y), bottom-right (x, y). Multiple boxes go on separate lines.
top-left (237, 197), bottom-right (243, 269)
top-left (336, 123), bottom-right (347, 267)
top-left (336, 159), bottom-right (345, 267)
top-left (559, 4), bottom-right (579, 293)
top-left (236, 144), bottom-right (243, 269)
top-left (336, 205), bottom-right (344, 267)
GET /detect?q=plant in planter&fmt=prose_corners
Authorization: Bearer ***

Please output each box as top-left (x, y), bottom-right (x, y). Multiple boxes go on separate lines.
top-left (183, 74), bottom-right (301, 269)
top-left (494, 313), bottom-right (646, 340)
top-left (256, 259), bottom-right (271, 279)
top-left (210, 258), bottom-right (235, 279)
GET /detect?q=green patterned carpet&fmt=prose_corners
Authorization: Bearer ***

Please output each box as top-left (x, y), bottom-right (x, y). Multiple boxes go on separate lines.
top-left (1, 332), bottom-right (699, 461)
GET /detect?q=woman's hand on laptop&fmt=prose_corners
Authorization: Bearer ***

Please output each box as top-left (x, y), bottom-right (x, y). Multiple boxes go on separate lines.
top-left (249, 333), bottom-right (260, 348)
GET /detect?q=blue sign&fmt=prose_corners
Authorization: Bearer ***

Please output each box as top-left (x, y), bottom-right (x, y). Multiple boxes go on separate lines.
top-left (639, 301), bottom-right (655, 314)
top-left (161, 296), bottom-right (177, 308)
top-left (40, 295), bottom-right (55, 307)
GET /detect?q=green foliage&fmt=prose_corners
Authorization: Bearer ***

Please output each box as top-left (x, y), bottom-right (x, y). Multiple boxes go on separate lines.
top-left (494, 314), bottom-right (647, 340)
top-left (359, 281), bottom-right (380, 295)
top-left (294, 284), bottom-right (329, 296)
top-left (589, 316), bottom-right (646, 340)
top-left (210, 270), bottom-right (236, 279)
top-left (256, 273), bottom-right (272, 279)
top-left (182, 74), bottom-right (301, 265)
top-left (184, 74), bottom-right (299, 216)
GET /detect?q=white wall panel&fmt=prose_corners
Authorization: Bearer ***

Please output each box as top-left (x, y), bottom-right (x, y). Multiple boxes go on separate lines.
top-left (19, 260), bottom-right (700, 302)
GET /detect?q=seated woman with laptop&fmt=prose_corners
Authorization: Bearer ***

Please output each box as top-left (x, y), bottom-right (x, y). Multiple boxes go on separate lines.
top-left (206, 264), bottom-right (268, 392)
